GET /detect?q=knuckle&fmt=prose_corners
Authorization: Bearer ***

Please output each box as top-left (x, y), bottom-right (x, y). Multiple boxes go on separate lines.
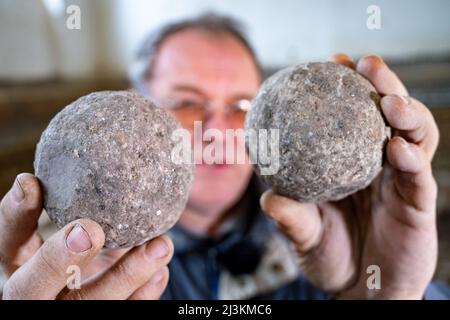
top-left (361, 55), bottom-right (379, 66)
top-left (359, 55), bottom-right (383, 75)
top-left (0, 195), bottom-right (16, 226)
top-left (420, 105), bottom-right (434, 123)
top-left (428, 113), bottom-right (440, 139)
top-left (160, 236), bottom-right (174, 260)
top-left (113, 259), bottom-right (140, 289)
top-left (434, 123), bottom-right (440, 144)
top-left (429, 174), bottom-right (438, 199)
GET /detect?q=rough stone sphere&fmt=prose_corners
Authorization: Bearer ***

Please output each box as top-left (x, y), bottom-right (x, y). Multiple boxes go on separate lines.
top-left (245, 62), bottom-right (390, 202)
top-left (34, 91), bottom-right (194, 248)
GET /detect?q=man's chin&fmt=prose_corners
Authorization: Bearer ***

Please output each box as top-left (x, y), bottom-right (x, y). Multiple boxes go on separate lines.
top-left (188, 163), bottom-right (253, 209)
top-left (189, 172), bottom-right (245, 206)
top-left (190, 179), bottom-right (238, 205)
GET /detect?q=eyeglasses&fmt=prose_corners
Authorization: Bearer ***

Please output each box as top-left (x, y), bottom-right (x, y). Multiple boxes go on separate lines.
top-left (155, 97), bottom-right (252, 129)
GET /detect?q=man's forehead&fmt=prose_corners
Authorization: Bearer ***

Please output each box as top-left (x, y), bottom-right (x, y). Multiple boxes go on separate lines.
top-left (150, 29), bottom-right (260, 96)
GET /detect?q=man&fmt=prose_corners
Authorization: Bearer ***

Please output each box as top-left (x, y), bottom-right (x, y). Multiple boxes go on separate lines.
top-left (1, 13), bottom-right (449, 299)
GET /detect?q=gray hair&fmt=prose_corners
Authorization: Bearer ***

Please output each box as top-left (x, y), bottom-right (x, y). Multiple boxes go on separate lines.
top-left (128, 12), bottom-right (262, 97)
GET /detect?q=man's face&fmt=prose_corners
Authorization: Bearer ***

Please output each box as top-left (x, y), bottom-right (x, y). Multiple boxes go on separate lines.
top-left (148, 29), bottom-right (261, 214)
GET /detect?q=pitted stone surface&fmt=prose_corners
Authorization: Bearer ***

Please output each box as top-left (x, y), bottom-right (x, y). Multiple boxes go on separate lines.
top-left (35, 91), bottom-right (193, 248)
top-left (245, 62), bottom-right (390, 202)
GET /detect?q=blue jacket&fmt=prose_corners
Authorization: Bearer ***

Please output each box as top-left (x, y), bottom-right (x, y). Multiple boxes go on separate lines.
top-left (162, 175), bottom-right (450, 300)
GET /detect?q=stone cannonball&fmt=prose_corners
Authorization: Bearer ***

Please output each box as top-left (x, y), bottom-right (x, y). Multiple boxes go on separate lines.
top-left (34, 91), bottom-right (194, 248)
top-left (245, 62), bottom-right (390, 202)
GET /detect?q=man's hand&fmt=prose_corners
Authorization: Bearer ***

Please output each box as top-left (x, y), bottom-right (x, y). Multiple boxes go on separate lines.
top-left (0, 173), bottom-right (173, 300)
top-left (261, 54), bottom-right (440, 299)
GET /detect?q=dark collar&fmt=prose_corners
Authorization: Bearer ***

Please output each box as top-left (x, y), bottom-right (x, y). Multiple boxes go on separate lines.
top-left (168, 174), bottom-right (275, 275)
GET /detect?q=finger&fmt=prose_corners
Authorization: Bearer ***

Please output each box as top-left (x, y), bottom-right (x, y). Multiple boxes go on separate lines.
top-left (0, 173), bottom-right (43, 273)
top-left (81, 247), bottom-right (132, 280)
top-left (260, 190), bottom-right (323, 254)
top-left (9, 232), bottom-right (43, 273)
top-left (386, 136), bottom-right (437, 213)
top-left (328, 53), bottom-right (355, 69)
top-left (2, 219), bottom-right (105, 300)
top-left (381, 95), bottom-right (439, 160)
top-left (356, 55), bottom-right (408, 96)
top-left (128, 266), bottom-right (169, 300)
top-left (65, 235), bottom-right (173, 300)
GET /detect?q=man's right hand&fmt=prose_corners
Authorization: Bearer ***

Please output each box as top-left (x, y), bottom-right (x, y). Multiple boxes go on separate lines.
top-left (0, 173), bottom-right (173, 300)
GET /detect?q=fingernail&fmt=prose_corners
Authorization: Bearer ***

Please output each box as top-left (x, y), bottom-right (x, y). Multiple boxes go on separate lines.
top-left (260, 190), bottom-right (276, 212)
top-left (398, 95), bottom-right (410, 105)
top-left (259, 192), bottom-right (269, 211)
top-left (395, 136), bottom-right (409, 148)
top-left (146, 238), bottom-right (169, 260)
top-left (362, 55), bottom-right (383, 65)
top-left (11, 176), bottom-right (25, 202)
top-left (382, 95), bottom-right (407, 108)
top-left (150, 269), bottom-right (166, 284)
top-left (373, 55), bottom-right (383, 62)
top-left (66, 224), bottom-right (92, 253)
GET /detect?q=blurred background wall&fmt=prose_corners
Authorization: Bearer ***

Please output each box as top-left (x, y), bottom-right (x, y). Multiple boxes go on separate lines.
top-left (2, 0), bottom-right (450, 79)
top-left (0, 0), bottom-right (449, 284)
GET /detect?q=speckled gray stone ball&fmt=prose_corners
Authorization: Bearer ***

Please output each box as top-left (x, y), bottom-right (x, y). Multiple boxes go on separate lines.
top-left (34, 91), bottom-right (194, 248)
top-left (245, 62), bottom-right (390, 202)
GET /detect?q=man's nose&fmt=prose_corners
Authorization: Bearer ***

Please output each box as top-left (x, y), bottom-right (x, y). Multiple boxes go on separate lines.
top-left (204, 108), bottom-right (230, 133)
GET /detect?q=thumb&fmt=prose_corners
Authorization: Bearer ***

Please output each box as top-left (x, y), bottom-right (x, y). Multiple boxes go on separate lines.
top-left (260, 190), bottom-right (323, 254)
top-left (0, 173), bottom-right (43, 273)
top-left (2, 219), bottom-right (105, 300)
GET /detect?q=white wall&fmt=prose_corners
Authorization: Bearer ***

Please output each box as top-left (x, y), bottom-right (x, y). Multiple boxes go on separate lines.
top-left (1, 0), bottom-right (450, 80)
top-left (113, 0), bottom-right (450, 69)
top-left (0, 0), bottom-right (58, 80)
